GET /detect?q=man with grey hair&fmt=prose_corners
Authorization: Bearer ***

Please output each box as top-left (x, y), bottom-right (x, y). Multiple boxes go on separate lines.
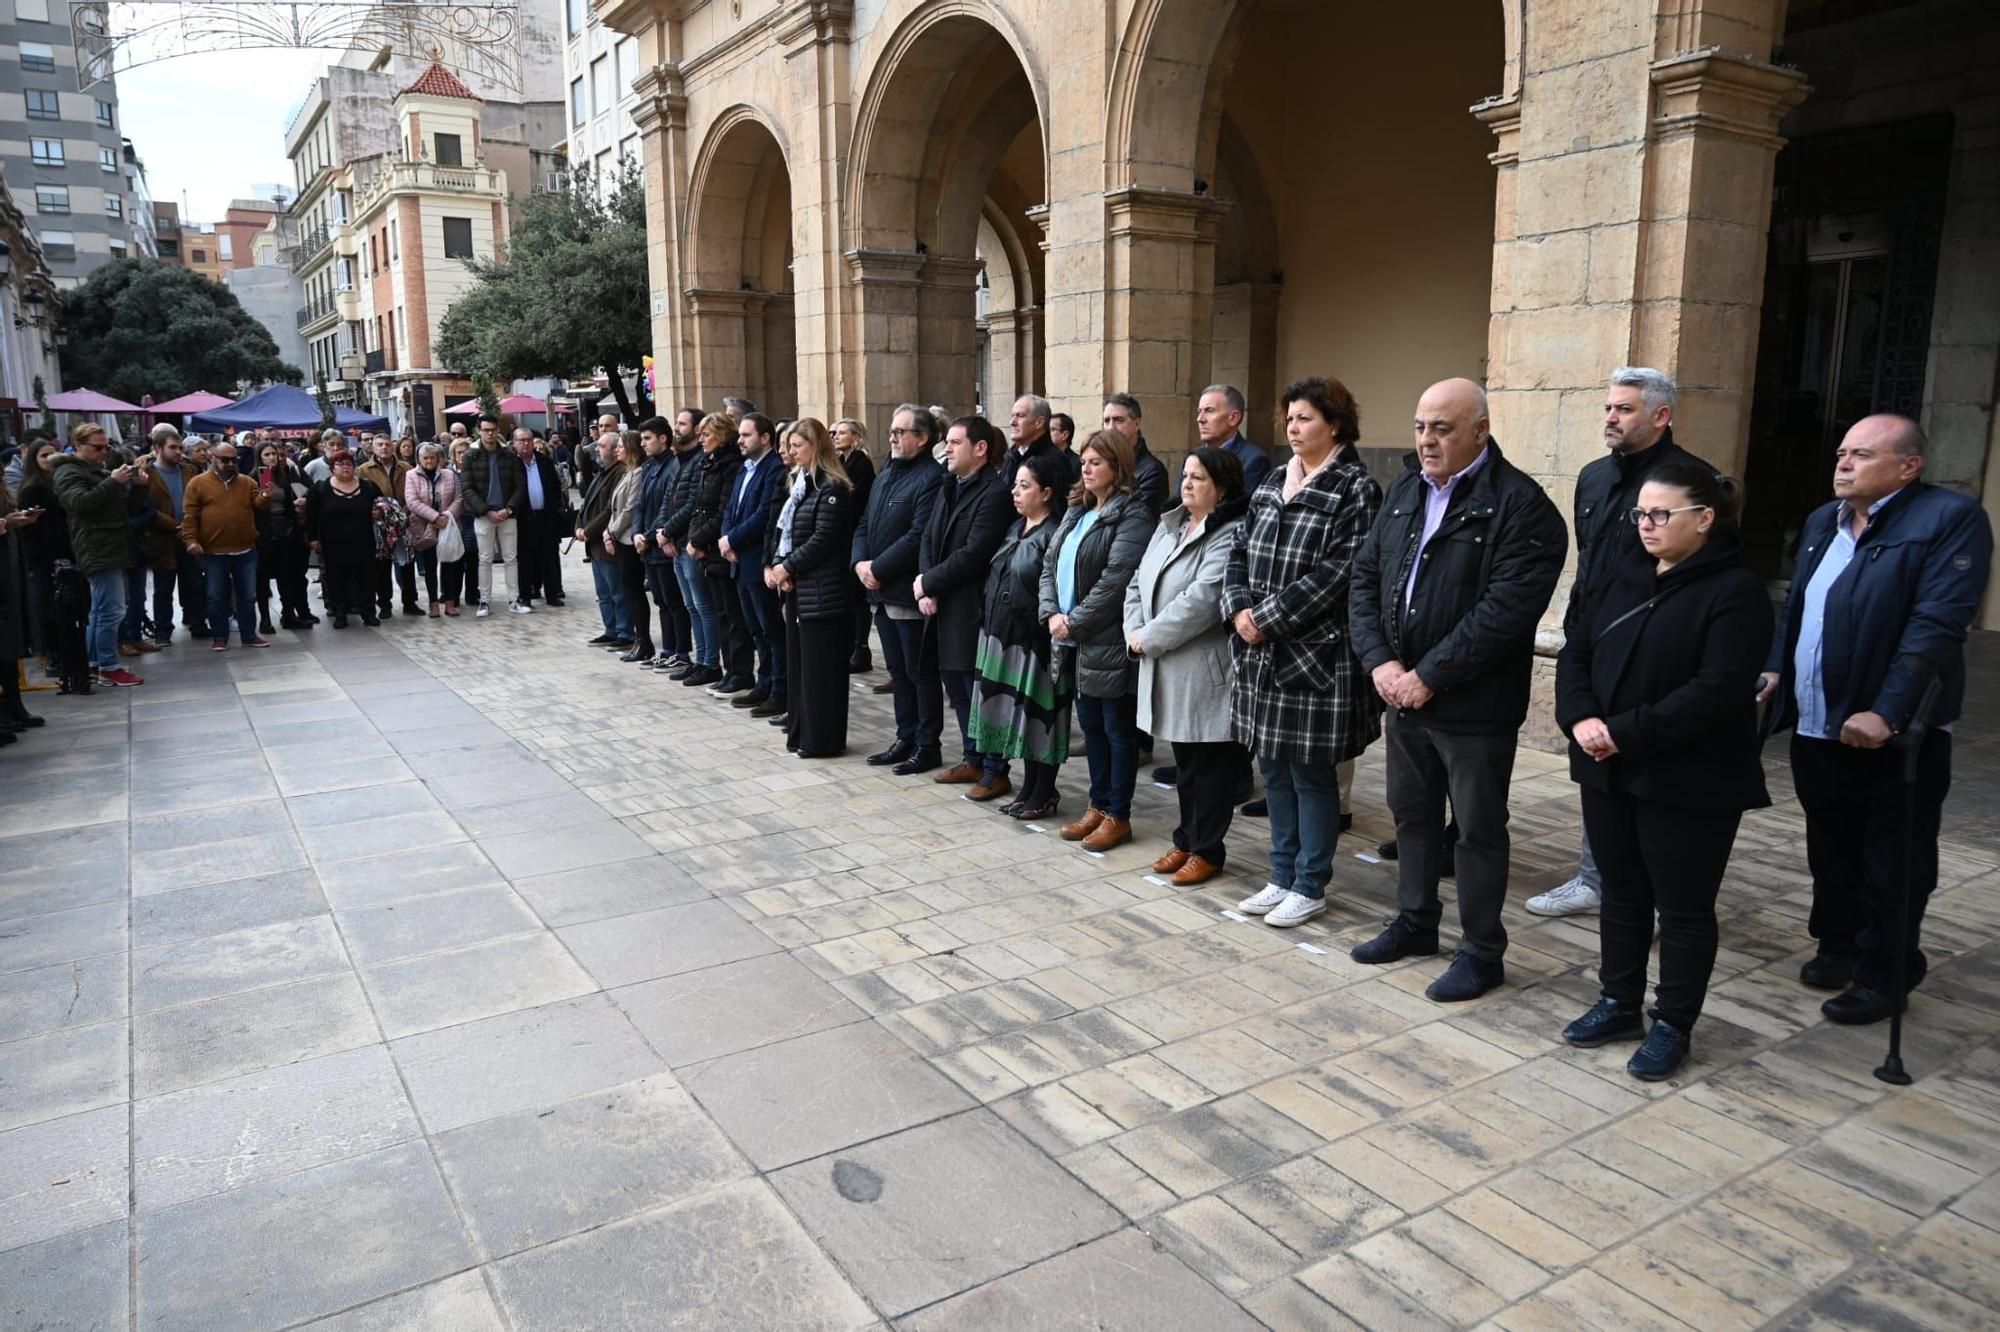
top-left (305, 429), bottom-right (341, 484)
top-left (1003, 393), bottom-right (1076, 493)
top-left (1099, 392), bottom-right (1169, 517)
top-left (1196, 383), bottom-right (1271, 492)
top-left (1522, 366), bottom-right (1716, 919)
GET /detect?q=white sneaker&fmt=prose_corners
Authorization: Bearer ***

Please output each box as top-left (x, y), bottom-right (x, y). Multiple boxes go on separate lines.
top-left (475, 604), bottom-right (491, 618)
top-left (510, 601), bottom-right (533, 615)
top-left (1526, 877), bottom-right (1601, 917)
top-left (1265, 892), bottom-right (1327, 928)
top-left (1239, 883), bottom-right (1289, 914)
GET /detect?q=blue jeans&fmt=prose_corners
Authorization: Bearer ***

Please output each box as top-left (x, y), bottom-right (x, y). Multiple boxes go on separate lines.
top-left (675, 550), bottom-right (717, 666)
top-left (1261, 755), bottom-right (1343, 900)
top-left (1075, 691), bottom-right (1138, 820)
top-left (738, 575), bottom-right (785, 702)
top-left (86, 569), bottom-right (126, 670)
top-left (591, 557), bottom-right (631, 637)
top-left (121, 566), bottom-right (147, 643)
top-left (203, 550), bottom-right (259, 642)
top-left (942, 667), bottom-right (1005, 778)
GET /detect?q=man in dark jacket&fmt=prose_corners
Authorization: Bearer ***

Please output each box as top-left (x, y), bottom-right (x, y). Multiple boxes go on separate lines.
top-left (144, 425), bottom-right (207, 642)
top-left (514, 429), bottom-right (571, 607)
top-left (917, 415), bottom-right (1015, 795)
top-left (685, 427), bottom-right (752, 689)
top-left (1197, 384), bottom-right (1272, 493)
top-left (1002, 394), bottom-right (1078, 497)
top-left (721, 413), bottom-right (786, 710)
top-left (1759, 414), bottom-right (1993, 1025)
top-left (854, 405), bottom-right (945, 772)
top-left (1101, 393), bottom-right (1170, 518)
top-left (631, 417), bottom-right (688, 665)
top-left (1349, 378), bottom-right (1567, 1002)
top-left (462, 416), bottom-right (530, 614)
top-left (835, 418), bottom-right (878, 671)
top-left (656, 410), bottom-right (709, 679)
top-left (51, 425), bottom-right (147, 686)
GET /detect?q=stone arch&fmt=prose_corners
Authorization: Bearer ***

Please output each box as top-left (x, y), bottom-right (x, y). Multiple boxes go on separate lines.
top-left (685, 107), bottom-right (798, 417)
top-left (845, 2), bottom-right (1048, 431)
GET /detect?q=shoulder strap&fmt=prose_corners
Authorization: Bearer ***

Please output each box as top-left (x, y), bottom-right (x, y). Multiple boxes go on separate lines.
top-left (1592, 582), bottom-right (1686, 646)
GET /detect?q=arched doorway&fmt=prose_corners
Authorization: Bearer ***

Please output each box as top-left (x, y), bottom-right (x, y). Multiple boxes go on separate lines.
top-left (686, 111), bottom-right (798, 418)
top-left (848, 10), bottom-right (1046, 430)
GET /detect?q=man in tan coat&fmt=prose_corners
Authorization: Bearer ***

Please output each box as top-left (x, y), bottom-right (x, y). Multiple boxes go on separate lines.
top-left (182, 441), bottom-right (271, 650)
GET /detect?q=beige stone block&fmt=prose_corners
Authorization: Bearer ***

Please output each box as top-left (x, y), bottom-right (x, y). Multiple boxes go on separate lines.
top-left (1508, 232), bottom-right (1590, 310)
top-left (1518, 55), bottom-right (1653, 160)
top-left (1682, 135), bottom-right (1783, 227)
top-left (1503, 304), bottom-right (1634, 393)
top-left (1526, 0), bottom-right (1652, 75)
top-left (1642, 218), bottom-right (1765, 307)
top-left (1490, 388), bottom-right (1561, 455)
top-left (1515, 145), bottom-right (1646, 238)
top-left (1587, 222), bottom-right (1639, 304)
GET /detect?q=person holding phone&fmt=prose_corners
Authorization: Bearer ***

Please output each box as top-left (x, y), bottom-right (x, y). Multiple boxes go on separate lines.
top-left (51, 424), bottom-right (147, 686)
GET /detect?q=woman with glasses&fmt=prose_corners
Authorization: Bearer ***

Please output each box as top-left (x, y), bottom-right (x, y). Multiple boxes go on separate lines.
top-left (1554, 463), bottom-right (1771, 1081)
top-left (306, 449), bottom-right (383, 628)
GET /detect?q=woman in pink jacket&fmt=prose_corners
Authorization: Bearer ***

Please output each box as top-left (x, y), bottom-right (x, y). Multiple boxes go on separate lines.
top-left (404, 442), bottom-right (465, 616)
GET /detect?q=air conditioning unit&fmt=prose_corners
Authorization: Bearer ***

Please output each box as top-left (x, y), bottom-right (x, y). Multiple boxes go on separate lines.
top-left (544, 172), bottom-right (569, 193)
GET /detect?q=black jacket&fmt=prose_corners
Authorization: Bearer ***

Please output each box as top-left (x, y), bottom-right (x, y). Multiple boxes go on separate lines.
top-left (633, 451), bottom-right (678, 565)
top-left (1556, 536), bottom-right (1772, 811)
top-left (658, 445), bottom-right (704, 542)
top-left (982, 514), bottom-right (1058, 646)
top-left (685, 442), bottom-right (744, 575)
top-left (1131, 436), bottom-right (1170, 519)
top-left (772, 473), bottom-right (855, 621)
top-left (1350, 439), bottom-right (1568, 734)
top-left (917, 466), bottom-right (1014, 671)
top-left (521, 451), bottom-right (572, 526)
top-left (841, 447), bottom-right (876, 519)
top-left (1000, 435), bottom-right (1078, 497)
top-left (1564, 428), bottom-right (1713, 642)
top-left (460, 446), bottom-right (527, 518)
top-left (851, 451), bottom-right (943, 609)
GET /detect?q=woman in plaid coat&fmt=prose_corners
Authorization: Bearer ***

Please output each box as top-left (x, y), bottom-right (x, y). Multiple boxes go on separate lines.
top-left (1222, 377), bottom-right (1383, 928)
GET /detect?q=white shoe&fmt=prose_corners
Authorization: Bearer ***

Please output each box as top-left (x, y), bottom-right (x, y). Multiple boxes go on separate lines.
top-left (1526, 877), bottom-right (1601, 917)
top-left (1265, 892), bottom-right (1327, 928)
top-left (475, 604), bottom-right (491, 618)
top-left (510, 601), bottom-right (533, 614)
top-left (1239, 883), bottom-right (1288, 915)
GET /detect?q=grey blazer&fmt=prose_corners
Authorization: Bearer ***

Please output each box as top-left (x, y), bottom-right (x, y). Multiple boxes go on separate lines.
top-left (1123, 502), bottom-right (1245, 742)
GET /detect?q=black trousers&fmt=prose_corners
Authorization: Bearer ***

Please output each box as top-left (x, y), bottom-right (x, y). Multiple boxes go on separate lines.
top-left (415, 548), bottom-right (466, 604)
top-left (875, 607), bottom-right (941, 749)
top-left (1581, 787), bottom-right (1742, 1030)
top-left (153, 545), bottom-right (204, 634)
top-left (518, 509), bottom-right (564, 600)
top-left (322, 550), bottom-right (376, 620)
top-left (708, 568), bottom-right (755, 678)
top-left (648, 559), bottom-right (690, 657)
top-left (785, 600), bottom-right (850, 755)
top-left (1171, 739), bottom-right (1250, 864)
top-left (374, 555), bottom-right (418, 611)
top-left (849, 575), bottom-right (873, 663)
top-left (1792, 731), bottom-right (1952, 993)
top-left (258, 537), bottom-right (310, 619)
top-left (616, 544), bottom-right (653, 652)
top-left (1385, 716), bottom-right (1517, 961)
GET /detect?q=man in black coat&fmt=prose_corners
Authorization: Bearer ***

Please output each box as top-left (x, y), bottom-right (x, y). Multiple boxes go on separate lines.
top-left (1100, 393), bottom-right (1170, 519)
top-left (917, 415), bottom-right (1015, 796)
top-left (835, 420), bottom-right (878, 672)
top-left (853, 405), bottom-right (946, 772)
top-left (514, 429), bottom-right (571, 607)
top-left (1349, 377), bottom-right (1567, 1003)
top-left (1002, 394), bottom-right (1079, 496)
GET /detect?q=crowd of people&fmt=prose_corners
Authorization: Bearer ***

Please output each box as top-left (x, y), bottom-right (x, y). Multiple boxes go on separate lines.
top-left (0, 365), bottom-right (1988, 1086)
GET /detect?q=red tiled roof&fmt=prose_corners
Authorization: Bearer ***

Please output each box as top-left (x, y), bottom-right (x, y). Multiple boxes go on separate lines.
top-left (400, 62), bottom-right (479, 102)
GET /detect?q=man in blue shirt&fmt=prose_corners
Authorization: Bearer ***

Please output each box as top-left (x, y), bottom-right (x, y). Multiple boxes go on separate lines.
top-left (1761, 414), bottom-right (1993, 1025)
top-left (1196, 384), bottom-right (1272, 494)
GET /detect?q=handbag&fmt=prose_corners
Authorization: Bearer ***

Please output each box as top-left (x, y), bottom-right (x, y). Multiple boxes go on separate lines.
top-left (436, 517), bottom-right (464, 563)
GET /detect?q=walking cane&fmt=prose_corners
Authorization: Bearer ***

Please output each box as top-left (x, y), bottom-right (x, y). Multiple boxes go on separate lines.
top-left (1874, 671), bottom-right (1945, 1087)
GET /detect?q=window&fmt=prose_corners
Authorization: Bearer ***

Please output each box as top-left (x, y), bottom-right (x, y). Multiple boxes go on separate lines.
top-left (569, 78), bottom-right (585, 126)
top-left (388, 219), bottom-right (398, 262)
top-left (618, 135), bottom-right (638, 167)
top-left (104, 194), bottom-right (122, 219)
top-left (191, 249), bottom-right (206, 263)
top-left (614, 38), bottom-right (636, 96)
top-left (30, 138), bottom-right (63, 167)
top-left (17, 0), bottom-right (49, 21)
top-left (94, 100), bottom-right (114, 128)
top-left (99, 146), bottom-right (117, 172)
top-left (441, 216), bottom-right (474, 259)
top-left (434, 132), bottom-right (461, 167)
top-left (566, 0), bottom-right (584, 38)
top-left (25, 89), bottom-right (59, 120)
top-left (590, 56), bottom-right (610, 116)
top-left (217, 232), bottom-right (229, 258)
top-left (41, 230), bottom-right (75, 258)
top-left (110, 241), bottom-right (127, 258)
top-left (20, 42), bottom-right (56, 73)
top-left (35, 184), bottom-right (68, 214)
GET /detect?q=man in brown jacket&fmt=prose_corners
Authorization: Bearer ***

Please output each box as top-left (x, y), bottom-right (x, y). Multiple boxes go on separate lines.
top-left (182, 441), bottom-right (271, 651)
top-left (357, 433), bottom-right (416, 616)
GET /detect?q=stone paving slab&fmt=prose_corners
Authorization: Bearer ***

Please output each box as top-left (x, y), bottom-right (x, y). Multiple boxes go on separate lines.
top-left (0, 607), bottom-right (1996, 1329)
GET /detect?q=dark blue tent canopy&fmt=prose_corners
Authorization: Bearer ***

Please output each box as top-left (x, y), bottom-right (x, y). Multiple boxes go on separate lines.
top-left (188, 384), bottom-right (390, 434)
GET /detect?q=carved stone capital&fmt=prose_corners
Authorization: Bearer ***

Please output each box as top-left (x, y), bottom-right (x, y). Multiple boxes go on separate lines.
top-left (1650, 47), bottom-right (1809, 150)
top-left (845, 248), bottom-right (927, 287)
top-left (1105, 186), bottom-right (1230, 244)
top-left (629, 64), bottom-right (688, 135)
top-left (776, 0), bottom-right (852, 57)
top-left (1471, 92), bottom-right (1522, 168)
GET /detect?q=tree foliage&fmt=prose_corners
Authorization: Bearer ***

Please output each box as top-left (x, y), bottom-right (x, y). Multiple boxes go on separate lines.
top-left (56, 259), bottom-right (301, 403)
top-left (437, 159), bottom-right (653, 424)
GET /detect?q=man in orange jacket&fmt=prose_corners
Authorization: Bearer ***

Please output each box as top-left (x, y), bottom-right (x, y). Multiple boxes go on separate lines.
top-left (182, 440), bottom-right (272, 651)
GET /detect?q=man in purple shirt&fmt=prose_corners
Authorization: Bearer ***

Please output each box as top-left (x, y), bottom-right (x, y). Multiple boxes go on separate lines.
top-left (1348, 378), bottom-right (1568, 1003)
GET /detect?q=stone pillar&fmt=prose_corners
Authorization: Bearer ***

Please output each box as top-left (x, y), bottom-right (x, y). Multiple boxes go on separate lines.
top-left (1103, 186), bottom-right (1228, 460)
top-left (916, 255), bottom-right (984, 415)
top-left (985, 307), bottom-right (1021, 410)
top-left (741, 292), bottom-right (770, 413)
top-left (632, 61), bottom-right (694, 413)
top-left (846, 248), bottom-right (924, 434)
top-left (775, 0), bottom-right (854, 422)
top-left (1039, 6), bottom-right (1111, 425)
top-left (685, 288), bottom-right (750, 411)
top-left (1211, 280), bottom-right (1281, 426)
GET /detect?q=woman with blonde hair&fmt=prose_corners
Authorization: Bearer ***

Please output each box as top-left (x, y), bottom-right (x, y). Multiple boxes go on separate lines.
top-left (832, 417), bottom-right (876, 672)
top-left (766, 417), bottom-right (854, 756)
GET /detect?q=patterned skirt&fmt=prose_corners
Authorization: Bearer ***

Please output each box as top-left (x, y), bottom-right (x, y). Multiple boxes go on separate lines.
top-left (969, 625), bottom-right (1071, 765)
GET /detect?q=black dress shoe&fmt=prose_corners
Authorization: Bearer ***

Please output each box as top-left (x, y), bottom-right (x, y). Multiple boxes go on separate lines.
top-left (1152, 765), bottom-right (1178, 785)
top-left (619, 646), bottom-right (655, 663)
top-left (1627, 1020), bottom-right (1691, 1080)
top-left (1242, 798), bottom-right (1267, 818)
top-left (681, 666), bottom-right (722, 687)
top-left (1821, 984), bottom-right (1904, 1026)
top-left (1562, 996), bottom-right (1645, 1048)
top-left (603, 638), bottom-right (635, 651)
top-left (796, 749), bottom-right (843, 759)
top-left (0, 729), bottom-right (14, 747)
top-left (332, 615), bottom-right (349, 629)
top-left (731, 690), bottom-right (768, 709)
top-left (546, 597), bottom-right (565, 607)
top-left (1376, 837), bottom-right (1398, 860)
top-left (847, 655), bottom-right (872, 674)
top-left (750, 697), bottom-right (785, 718)
top-left (1338, 812), bottom-right (1353, 832)
top-left (893, 747), bottom-right (943, 776)
top-left (3, 706), bottom-right (44, 729)
top-left (1350, 917), bottom-right (1440, 965)
top-left (1799, 951), bottom-right (1855, 991)
top-left (767, 713), bottom-right (789, 727)
top-left (868, 741), bottom-right (915, 767)
top-left (1425, 951), bottom-right (1504, 1003)
top-left (588, 633), bottom-right (619, 645)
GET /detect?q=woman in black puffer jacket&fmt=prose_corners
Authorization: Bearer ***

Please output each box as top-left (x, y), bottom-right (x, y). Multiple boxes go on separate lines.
top-left (767, 418), bottom-right (854, 757)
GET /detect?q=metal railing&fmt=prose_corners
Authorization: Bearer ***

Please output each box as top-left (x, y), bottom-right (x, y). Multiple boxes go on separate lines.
top-left (296, 294), bottom-right (337, 329)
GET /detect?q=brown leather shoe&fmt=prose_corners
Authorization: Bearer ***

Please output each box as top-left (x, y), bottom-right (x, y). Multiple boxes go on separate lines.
top-left (933, 761), bottom-right (981, 785)
top-left (1060, 808), bottom-right (1105, 841)
top-left (1081, 817), bottom-right (1132, 853)
top-left (117, 642), bottom-right (141, 657)
top-left (134, 639), bottom-right (164, 653)
top-left (1152, 848), bottom-right (1191, 875)
top-left (1171, 855), bottom-right (1221, 886)
top-left (966, 774), bottom-right (1013, 802)
top-left (872, 680), bottom-right (895, 694)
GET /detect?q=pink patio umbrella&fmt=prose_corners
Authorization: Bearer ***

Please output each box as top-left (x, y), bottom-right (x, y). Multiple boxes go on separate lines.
top-left (147, 390), bottom-right (236, 414)
top-left (46, 387), bottom-right (143, 413)
top-left (444, 394), bottom-right (548, 416)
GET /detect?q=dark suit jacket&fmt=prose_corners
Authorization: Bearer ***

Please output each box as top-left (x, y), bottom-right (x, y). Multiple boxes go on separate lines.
top-left (917, 466), bottom-right (1013, 671)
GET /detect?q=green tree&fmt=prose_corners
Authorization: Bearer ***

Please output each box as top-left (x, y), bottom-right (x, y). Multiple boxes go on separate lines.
top-left (55, 259), bottom-right (301, 403)
top-left (437, 159), bottom-right (652, 425)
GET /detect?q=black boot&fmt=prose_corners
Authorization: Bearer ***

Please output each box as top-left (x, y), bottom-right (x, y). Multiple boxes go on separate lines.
top-left (258, 599), bottom-right (275, 636)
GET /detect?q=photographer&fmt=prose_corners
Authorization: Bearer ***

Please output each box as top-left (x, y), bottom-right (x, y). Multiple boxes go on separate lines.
top-left (51, 424), bottom-right (147, 687)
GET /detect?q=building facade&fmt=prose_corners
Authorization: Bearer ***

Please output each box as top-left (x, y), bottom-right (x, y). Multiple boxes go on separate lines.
top-left (0, 170), bottom-right (62, 443)
top-left (603, 0), bottom-right (2000, 632)
top-left (562, 0), bottom-right (645, 187)
top-left (0, 0), bottom-right (138, 284)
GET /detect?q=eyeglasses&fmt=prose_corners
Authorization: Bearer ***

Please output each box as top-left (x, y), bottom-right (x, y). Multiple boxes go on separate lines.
top-left (1627, 505), bottom-right (1709, 527)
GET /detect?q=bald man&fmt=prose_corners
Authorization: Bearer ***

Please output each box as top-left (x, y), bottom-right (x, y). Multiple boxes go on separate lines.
top-left (1348, 377), bottom-right (1567, 1002)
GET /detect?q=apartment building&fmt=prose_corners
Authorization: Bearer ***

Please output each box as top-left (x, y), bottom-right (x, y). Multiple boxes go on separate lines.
top-left (560, 0), bottom-right (642, 187)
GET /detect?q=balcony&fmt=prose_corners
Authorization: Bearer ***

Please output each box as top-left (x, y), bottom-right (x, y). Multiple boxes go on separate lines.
top-left (291, 224), bottom-right (334, 272)
top-left (296, 294), bottom-right (337, 330)
top-left (364, 349), bottom-right (386, 376)
top-left (354, 158), bottom-right (503, 214)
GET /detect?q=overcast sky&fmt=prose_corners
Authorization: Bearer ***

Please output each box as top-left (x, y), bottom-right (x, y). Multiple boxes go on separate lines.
top-left (116, 47), bottom-right (329, 223)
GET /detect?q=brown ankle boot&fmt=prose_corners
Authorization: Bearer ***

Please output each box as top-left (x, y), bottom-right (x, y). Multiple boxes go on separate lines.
top-left (1060, 807), bottom-right (1105, 841)
top-left (1081, 817), bottom-right (1132, 853)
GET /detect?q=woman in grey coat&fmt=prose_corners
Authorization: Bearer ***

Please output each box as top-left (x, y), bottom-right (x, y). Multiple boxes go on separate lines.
top-left (1124, 445), bottom-right (1250, 885)
top-left (1039, 430), bottom-right (1151, 852)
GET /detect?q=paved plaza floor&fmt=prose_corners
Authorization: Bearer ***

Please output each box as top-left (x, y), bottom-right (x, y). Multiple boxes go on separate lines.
top-left (2, 598), bottom-right (1998, 1330)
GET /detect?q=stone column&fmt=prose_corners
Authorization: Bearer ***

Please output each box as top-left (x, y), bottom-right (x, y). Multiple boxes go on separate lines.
top-left (631, 62), bottom-right (693, 413)
top-left (845, 248), bottom-right (924, 434)
top-left (915, 255), bottom-right (984, 415)
top-left (1039, 6), bottom-right (1111, 424)
top-left (775, 0), bottom-right (854, 422)
top-left (1211, 280), bottom-right (1281, 426)
top-left (985, 307), bottom-right (1021, 410)
top-left (1103, 186), bottom-right (1228, 459)
top-left (685, 289), bottom-right (750, 411)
